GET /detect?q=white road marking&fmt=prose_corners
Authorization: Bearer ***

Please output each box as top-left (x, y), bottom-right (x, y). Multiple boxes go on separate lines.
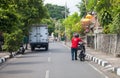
top-left (48, 57), bottom-right (51, 62)
top-left (45, 70), bottom-right (50, 78)
top-left (88, 63), bottom-right (109, 78)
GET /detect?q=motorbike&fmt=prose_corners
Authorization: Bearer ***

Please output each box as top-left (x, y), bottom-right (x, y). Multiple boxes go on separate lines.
top-left (77, 42), bottom-right (86, 61)
top-left (17, 43), bottom-right (25, 54)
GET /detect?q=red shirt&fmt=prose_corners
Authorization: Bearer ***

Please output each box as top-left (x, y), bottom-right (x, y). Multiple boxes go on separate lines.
top-left (71, 37), bottom-right (82, 48)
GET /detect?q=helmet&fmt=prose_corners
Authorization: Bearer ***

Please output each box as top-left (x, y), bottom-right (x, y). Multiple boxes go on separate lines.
top-left (74, 33), bottom-right (79, 38)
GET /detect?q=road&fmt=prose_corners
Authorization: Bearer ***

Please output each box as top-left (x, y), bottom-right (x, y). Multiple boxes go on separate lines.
top-left (0, 42), bottom-right (107, 78)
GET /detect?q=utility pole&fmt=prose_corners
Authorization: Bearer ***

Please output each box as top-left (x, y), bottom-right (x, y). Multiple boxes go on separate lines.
top-left (65, 2), bottom-right (67, 18)
top-left (64, 2), bottom-right (67, 44)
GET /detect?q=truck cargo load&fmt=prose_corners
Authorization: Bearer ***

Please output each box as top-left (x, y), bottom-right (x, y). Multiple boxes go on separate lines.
top-left (29, 24), bottom-right (49, 51)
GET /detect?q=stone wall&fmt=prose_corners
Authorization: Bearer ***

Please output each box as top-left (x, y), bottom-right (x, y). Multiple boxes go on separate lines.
top-left (87, 34), bottom-right (120, 56)
top-left (116, 35), bottom-right (120, 54)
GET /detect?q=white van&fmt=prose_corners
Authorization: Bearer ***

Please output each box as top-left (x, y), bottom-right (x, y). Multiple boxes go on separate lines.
top-left (29, 24), bottom-right (49, 51)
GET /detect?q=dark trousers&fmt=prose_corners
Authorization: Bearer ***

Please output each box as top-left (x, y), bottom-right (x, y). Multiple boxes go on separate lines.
top-left (25, 43), bottom-right (28, 49)
top-left (71, 48), bottom-right (78, 60)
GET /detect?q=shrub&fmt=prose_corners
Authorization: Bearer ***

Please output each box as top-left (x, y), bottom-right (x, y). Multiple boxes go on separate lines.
top-left (109, 13), bottom-right (120, 34)
top-left (3, 29), bottom-right (23, 57)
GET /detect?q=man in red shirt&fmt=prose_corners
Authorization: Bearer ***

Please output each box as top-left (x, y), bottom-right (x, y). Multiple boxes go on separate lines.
top-left (71, 33), bottom-right (83, 60)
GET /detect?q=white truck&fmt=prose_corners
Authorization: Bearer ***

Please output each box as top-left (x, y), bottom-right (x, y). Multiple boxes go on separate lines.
top-left (29, 24), bottom-right (49, 51)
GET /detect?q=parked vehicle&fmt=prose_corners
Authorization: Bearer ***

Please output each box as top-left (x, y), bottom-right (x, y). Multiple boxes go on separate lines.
top-left (17, 43), bottom-right (25, 54)
top-left (29, 24), bottom-right (49, 51)
top-left (78, 42), bottom-right (86, 61)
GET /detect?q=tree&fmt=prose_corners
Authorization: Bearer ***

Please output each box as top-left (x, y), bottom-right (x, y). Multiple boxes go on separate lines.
top-left (63, 13), bottom-right (82, 39)
top-left (41, 18), bottom-right (55, 35)
top-left (109, 13), bottom-right (120, 34)
top-left (0, 0), bottom-right (21, 33)
top-left (95, 0), bottom-right (112, 12)
top-left (45, 4), bottom-right (69, 20)
top-left (15, 0), bottom-right (49, 35)
top-left (76, 0), bottom-right (87, 18)
top-left (3, 29), bottom-right (23, 57)
top-left (85, 0), bottom-right (97, 12)
top-left (111, 0), bottom-right (120, 17)
top-left (74, 22), bottom-right (85, 36)
top-left (76, 0), bottom-right (120, 34)
top-left (0, 0), bottom-right (49, 55)
top-left (95, 0), bottom-right (120, 33)
top-left (0, 0), bottom-right (49, 33)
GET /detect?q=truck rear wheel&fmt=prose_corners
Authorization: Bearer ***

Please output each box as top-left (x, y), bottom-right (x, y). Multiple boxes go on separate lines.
top-left (45, 46), bottom-right (48, 51)
top-left (31, 47), bottom-right (35, 51)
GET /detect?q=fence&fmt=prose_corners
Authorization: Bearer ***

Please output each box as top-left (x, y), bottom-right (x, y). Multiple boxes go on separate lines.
top-left (87, 34), bottom-right (120, 56)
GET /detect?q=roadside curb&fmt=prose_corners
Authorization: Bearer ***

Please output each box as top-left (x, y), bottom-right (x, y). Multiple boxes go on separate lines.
top-left (0, 49), bottom-right (30, 65)
top-left (0, 55), bottom-right (10, 64)
top-left (86, 54), bottom-right (120, 76)
top-left (0, 52), bottom-right (17, 64)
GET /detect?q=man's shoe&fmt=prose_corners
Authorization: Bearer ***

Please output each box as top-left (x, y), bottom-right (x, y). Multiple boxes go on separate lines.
top-left (75, 58), bottom-right (78, 60)
top-left (72, 59), bottom-right (74, 60)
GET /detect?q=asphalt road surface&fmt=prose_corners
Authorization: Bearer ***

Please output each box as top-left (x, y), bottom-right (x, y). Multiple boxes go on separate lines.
top-left (0, 42), bottom-right (108, 78)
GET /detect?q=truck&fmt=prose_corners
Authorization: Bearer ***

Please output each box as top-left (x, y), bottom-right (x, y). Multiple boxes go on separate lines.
top-left (29, 24), bottom-right (49, 51)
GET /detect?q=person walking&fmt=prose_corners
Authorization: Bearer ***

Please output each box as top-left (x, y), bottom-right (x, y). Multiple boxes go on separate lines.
top-left (71, 33), bottom-right (83, 60)
top-left (0, 32), bottom-right (4, 51)
top-left (23, 35), bottom-right (29, 50)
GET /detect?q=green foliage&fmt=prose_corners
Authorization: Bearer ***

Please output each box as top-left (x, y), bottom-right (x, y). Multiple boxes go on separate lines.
top-left (41, 18), bottom-right (55, 35)
top-left (74, 22), bottom-right (85, 36)
top-left (3, 29), bottom-right (24, 52)
top-left (0, 0), bottom-right (20, 33)
top-left (94, 0), bottom-right (113, 28)
top-left (45, 4), bottom-right (69, 20)
top-left (76, 1), bottom-right (87, 18)
top-left (16, 0), bottom-right (49, 20)
top-left (85, 0), bottom-right (97, 12)
top-left (109, 13), bottom-right (120, 34)
top-left (94, 0), bottom-right (120, 34)
top-left (103, 26), bottom-right (110, 34)
top-left (76, 0), bottom-right (120, 34)
top-left (111, 0), bottom-right (120, 17)
top-left (63, 13), bottom-right (84, 39)
top-left (0, 0), bottom-right (49, 53)
top-left (0, 0), bottom-right (49, 33)
top-left (15, 0), bottom-right (49, 35)
top-left (95, 0), bottom-right (112, 12)
top-left (0, 10), bottom-right (21, 33)
top-left (101, 11), bottom-right (112, 27)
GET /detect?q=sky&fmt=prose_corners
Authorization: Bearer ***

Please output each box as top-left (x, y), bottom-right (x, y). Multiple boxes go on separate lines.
top-left (43, 0), bottom-right (81, 15)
